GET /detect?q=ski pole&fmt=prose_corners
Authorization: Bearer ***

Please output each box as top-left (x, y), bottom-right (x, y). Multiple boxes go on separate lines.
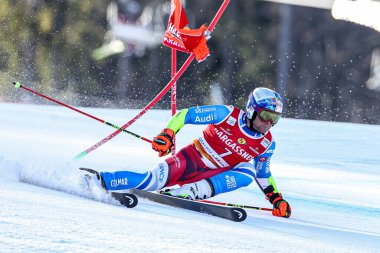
top-left (12, 82), bottom-right (152, 144)
top-left (200, 199), bottom-right (272, 212)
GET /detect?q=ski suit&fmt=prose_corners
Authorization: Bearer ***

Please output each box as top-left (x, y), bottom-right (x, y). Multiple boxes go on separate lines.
top-left (101, 105), bottom-right (280, 196)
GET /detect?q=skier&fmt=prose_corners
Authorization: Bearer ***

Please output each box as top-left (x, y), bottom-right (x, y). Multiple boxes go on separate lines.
top-left (83, 87), bottom-right (291, 218)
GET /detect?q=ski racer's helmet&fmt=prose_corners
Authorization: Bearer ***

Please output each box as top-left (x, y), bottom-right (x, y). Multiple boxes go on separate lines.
top-left (246, 87), bottom-right (283, 125)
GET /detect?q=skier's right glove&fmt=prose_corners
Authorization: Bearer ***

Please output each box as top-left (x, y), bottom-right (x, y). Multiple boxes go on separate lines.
top-left (266, 192), bottom-right (291, 218)
top-left (152, 128), bottom-right (175, 157)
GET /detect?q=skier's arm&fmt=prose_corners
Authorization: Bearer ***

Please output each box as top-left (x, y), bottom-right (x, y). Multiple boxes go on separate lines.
top-left (152, 105), bottom-right (232, 157)
top-left (254, 142), bottom-right (291, 218)
top-left (253, 142), bottom-right (278, 193)
top-left (166, 105), bottom-right (232, 133)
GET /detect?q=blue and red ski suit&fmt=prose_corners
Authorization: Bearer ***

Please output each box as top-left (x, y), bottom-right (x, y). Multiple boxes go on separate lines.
top-left (101, 105), bottom-right (280, 196)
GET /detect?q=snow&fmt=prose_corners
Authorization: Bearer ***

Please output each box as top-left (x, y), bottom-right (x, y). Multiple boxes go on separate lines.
top-left (1, 102), bottom-right (380, 252)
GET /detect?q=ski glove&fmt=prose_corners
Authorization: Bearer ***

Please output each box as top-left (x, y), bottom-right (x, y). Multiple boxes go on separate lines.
top-left (266, 192), bottom-right (291, 218)
top-left (152, 128), bottom-right (175, 157)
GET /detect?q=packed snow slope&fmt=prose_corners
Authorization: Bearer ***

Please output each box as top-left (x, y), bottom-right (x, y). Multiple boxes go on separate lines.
top-left (1, 102), bottom-right (380, 253)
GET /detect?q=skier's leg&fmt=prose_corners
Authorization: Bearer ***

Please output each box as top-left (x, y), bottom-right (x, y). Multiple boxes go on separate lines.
top-left (163, 162), bottom-right (256, 200)
top-left (100, 144), bottom-right (203, 192)
top-left (99, 144), bottom-right (234, 193)
top-left (162, 179), bottom-right (214, 200)
top-left (100, 161), bottom-right (169, 192)
top-left (208, 162), bottom-right (256, 195)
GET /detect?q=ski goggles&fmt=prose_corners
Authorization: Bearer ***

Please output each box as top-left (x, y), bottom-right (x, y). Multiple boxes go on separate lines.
top-left (257, 109), bottom-right (281, 125)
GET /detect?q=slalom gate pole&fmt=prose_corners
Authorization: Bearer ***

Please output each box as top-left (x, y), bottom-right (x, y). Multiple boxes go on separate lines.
top-left (73, 0), bottom-right (232, 160)
top-left (171, 48), bottom-right (177, 155)
top-left (12, 82), bottom-right (152, 144)
top-left (200, 199), bottom-right (273, 212)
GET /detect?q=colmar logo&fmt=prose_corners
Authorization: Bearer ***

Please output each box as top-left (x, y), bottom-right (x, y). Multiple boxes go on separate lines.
top-left (110, 178), bottom-right (128, 188)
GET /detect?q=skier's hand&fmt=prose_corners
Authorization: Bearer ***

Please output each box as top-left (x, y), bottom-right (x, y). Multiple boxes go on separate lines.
top-left (266, 192), bottom-right (291, 218)
top-left (152, 128), bottom-right (175, 157)
top-left (272, 198), bottom-right (291, 218)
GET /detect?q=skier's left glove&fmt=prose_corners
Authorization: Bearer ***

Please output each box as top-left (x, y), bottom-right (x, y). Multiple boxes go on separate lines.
top-left (266, 192), bottom-right (291, 218)
top-left (152, 128), bottom-right (175, 157)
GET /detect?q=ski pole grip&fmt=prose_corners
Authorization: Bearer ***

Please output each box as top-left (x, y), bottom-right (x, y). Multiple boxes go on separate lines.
top-left (13, 82), bottom-right (22, 88)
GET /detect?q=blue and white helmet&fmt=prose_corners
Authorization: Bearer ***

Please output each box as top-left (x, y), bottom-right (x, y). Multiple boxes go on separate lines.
top-left (246, 87), bottom-right (283, 119)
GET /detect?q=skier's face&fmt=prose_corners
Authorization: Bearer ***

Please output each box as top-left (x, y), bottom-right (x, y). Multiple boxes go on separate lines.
top-left (251, 115), bottom-right (273, 134)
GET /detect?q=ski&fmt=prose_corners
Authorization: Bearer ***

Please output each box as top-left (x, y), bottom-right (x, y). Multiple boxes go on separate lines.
top-left (111, 192), bottom-right (138, 208)
top-left (79, 167), bottom-right (246, 220)
top-left (130, 189), bottom-right (247, 222)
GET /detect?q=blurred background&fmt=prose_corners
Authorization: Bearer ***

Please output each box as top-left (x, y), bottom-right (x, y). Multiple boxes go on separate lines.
top-left (1, 0), bottom-right (379, 124)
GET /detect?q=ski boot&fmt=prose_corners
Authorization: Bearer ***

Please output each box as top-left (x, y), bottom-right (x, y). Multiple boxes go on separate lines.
top-left (161, 179), bottom-right (213, 200)
top-left (79, 167), bottom-right (107, 194)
